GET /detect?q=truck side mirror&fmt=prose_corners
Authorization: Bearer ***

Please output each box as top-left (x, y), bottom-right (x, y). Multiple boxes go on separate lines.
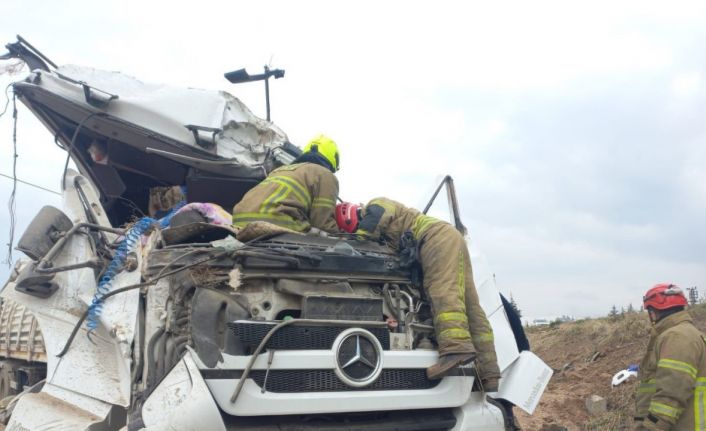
top-left (16, 206), bottom-right (73, 261)
top-left (14, 261), bottom-right (59, 298)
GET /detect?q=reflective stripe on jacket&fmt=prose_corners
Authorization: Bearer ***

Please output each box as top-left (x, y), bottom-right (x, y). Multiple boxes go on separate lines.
top-left (232, 163), bottom-right (339, 233)
top-left (636, 310), bottom-right (706, 430)
top-left (355, 197), bottom-right (501, 380)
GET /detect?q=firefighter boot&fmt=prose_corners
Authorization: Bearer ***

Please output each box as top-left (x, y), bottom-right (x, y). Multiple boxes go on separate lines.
top-left (426, 352), bottom-right (476, 380)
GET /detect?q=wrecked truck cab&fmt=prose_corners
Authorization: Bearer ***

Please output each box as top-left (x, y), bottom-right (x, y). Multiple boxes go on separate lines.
top-left (0, 39), bottom-right (551, 430)
top-left (11, 64), bottom-right (299, 227)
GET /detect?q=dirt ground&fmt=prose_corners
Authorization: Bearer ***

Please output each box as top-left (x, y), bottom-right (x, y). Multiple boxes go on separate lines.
top-left (513, 305), bottom-right (706, 431)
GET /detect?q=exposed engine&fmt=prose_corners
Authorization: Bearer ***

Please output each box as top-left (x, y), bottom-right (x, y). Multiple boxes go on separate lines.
top-left (137, 231), bottom-right (437, 381)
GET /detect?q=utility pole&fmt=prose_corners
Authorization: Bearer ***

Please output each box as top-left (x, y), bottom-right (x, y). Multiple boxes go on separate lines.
top-left (687, 286), bottom-right (699, 305)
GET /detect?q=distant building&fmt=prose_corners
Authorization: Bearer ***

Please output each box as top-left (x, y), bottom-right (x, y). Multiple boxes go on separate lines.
top-left (532, 318), bottom-right (550, 326)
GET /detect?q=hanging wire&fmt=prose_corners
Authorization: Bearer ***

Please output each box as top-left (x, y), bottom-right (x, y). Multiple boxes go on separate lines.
top-left (61, 112), bottom-right (105, 190)
top-left (107, 194), bottom-right (146, 218)
top-left (3, 92), bottom-right (18, 267)
top-left (0, 84), bottom-right (11, 118)
top-left (0, 172), bottom-right (60, 195)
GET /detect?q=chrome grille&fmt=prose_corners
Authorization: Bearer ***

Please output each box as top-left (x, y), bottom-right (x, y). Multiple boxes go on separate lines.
top-left (249, 369), bottom-right (439, 392)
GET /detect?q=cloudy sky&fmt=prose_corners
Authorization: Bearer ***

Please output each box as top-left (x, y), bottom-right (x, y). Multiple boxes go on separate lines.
top-left (1, 1), bottom-right (705, 322)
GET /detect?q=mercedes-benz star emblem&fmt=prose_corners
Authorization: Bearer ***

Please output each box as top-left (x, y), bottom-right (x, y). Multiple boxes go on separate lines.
top-left (333, 328), bottom-right (383, 388)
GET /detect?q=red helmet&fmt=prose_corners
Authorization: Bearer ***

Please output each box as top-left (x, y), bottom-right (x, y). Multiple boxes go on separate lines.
top-left (643, 283), bottom-right (688, 310)
top-left (335, 202), bottom-right (361, 233)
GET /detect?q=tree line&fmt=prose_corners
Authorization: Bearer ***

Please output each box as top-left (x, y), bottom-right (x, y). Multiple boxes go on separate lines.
top-left (608, 286), bottom-right (701, 318)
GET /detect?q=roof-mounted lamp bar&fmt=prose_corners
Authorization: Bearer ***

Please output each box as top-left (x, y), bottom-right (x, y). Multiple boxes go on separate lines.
top-left (224, 66), bottom-right (285, 122)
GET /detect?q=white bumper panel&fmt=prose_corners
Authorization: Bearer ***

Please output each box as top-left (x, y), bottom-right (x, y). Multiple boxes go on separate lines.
top-left (201, 350), bottom-right (475, 416)
top-left (452, 392), bottom-right (505, 431)
top-left (208, 376), bottom-right (474, 416)
top-left (141, 354), bottom-right (226, 431)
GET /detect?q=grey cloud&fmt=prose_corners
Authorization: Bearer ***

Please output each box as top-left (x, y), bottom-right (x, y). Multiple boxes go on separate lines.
top-left (448, 71), bottom-right (706, 318)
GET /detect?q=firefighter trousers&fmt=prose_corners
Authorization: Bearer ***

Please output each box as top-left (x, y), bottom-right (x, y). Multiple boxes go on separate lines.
top-left (418, 223), bottom-right (501, 380)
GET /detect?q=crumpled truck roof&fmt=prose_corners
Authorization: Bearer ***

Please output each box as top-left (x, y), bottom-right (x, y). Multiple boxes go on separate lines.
top-left (11, 64), bottom-right (301, 220)
top-left (13, 64), bottom-right (297, 177)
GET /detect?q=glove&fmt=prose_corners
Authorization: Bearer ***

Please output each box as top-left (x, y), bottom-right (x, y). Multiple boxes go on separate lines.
top-left (307, 227), bottom-right (329, 237)
top-left (482, 376), bottom-right (500, 392)
top-left (398, 231), bottom-right (418, 268)
top-left (628, 364), bottom-right (640, 372)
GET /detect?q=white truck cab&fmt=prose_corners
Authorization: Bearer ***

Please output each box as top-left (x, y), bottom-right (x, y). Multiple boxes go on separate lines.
top-left (0, 37), bottom-right (551, 431)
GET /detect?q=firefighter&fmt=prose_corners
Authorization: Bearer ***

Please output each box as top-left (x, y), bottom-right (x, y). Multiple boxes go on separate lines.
top-left (233, 135), bottom-right (340, 234)
top-left (335, 198), bottom-right (501, 387)
top-left (634, 283), bottom-right (706, 431)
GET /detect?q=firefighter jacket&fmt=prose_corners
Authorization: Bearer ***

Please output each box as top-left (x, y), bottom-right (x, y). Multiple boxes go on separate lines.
top-left (357, 197), bottom-right (501, 382)
top-left (357, 197), bottom-right (440, 249)
top-left (635, 310), bottom-right (706, 431)
top-left (232, 163), bottom-right (339, 233)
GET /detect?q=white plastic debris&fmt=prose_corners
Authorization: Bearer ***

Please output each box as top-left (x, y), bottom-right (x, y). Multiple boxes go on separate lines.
top-left (611, 369), bottom-right (638, 386)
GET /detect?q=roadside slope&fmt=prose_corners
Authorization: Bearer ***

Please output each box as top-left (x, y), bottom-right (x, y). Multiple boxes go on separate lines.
top-left (516, 304), bottom-right (706, 430)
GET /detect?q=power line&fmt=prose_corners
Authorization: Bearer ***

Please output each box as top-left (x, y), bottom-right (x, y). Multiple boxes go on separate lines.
top-left (0, 172), bottom-right (60, 195)
top-left (3, 93), bottom-right (18, 267)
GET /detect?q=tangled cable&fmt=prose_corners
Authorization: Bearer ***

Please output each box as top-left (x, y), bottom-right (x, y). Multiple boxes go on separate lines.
top-left (59, 247), bottom-right (228, 358)
top-left (85, 201), bottom-right (186, 336)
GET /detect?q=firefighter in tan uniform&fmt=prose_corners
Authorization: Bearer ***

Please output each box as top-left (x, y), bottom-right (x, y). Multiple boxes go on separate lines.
top-left (233, 135), bottom-right (340, 234)
top-left (335, 198), bottom-right (501, 387)
top-left (634, 283), bottom-right (706, 431)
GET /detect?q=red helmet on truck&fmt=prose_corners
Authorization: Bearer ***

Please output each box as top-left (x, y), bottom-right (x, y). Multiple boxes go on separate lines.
top-left (643, 283), bottom-right (688, 310)
top-left (335, 202), bottom-right (360, 233)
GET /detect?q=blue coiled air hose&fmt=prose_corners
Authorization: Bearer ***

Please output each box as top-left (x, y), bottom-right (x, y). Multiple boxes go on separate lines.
top-left (86, 201), bottom-right (186, 333)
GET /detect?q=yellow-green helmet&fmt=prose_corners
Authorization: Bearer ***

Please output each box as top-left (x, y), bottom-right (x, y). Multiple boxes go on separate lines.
top-left (303, 134), bottom-right (340, 171)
